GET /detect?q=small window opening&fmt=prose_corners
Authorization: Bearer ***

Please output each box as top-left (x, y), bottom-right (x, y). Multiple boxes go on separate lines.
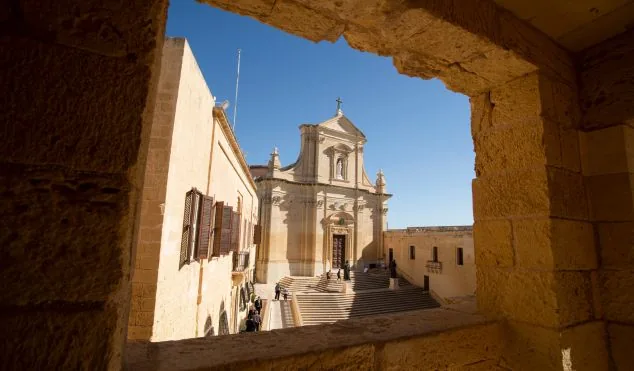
top-left (409, 245), bottom-right (415, 260)
top-left (432, 246), bottom-right (438, 262)
top-left (456, 247), bottom-right (464, 266)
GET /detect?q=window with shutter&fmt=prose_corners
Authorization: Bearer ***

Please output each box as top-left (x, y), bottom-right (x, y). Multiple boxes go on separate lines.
top-left (197, 196), bottom-right (215, 260)
top-left (212, 201), bottom-right (224, 257)
top-left (219, 206), bottom-right (233, 255)
top-left (231, 211), bottom-right (241, 252)
top-left (179, 189), bottom-right (195, 268)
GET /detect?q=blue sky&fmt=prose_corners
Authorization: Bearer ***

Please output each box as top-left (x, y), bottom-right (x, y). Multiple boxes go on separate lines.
top-left (166, 2), bottom-right (475, 228)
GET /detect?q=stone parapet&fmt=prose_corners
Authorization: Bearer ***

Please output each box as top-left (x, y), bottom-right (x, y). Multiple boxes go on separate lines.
top-left (126, 308), bottom-right (500, 370)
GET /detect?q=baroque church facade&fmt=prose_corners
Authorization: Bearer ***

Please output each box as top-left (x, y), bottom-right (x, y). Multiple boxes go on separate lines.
top-left (252, 108), bottom-right (391, 284)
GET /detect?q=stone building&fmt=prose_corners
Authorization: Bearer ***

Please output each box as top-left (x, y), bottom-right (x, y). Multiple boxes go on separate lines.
top-left (384, 226), bottom-right (475, 301)
top-left (252, 108), bottom-right (391, 283)
top-left (128, 38), bottom-right (258, 341)
top-left (3, 0), bottom-right (634, 370)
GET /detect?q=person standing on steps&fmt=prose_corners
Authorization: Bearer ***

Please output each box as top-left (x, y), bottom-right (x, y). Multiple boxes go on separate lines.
top-left (274, 282), bottom-right (281, 301)
top-left (254, 296), bottom-right (262, 314)
top-left (283, 287), bottom-right (289, 301)
top-left (337, 269), bottom-right (341, 282)
top-left (326, 270), bottom-right (331, 280)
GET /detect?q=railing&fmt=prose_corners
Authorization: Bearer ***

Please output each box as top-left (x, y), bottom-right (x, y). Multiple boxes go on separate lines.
top-left (232, 251), bottom-right (249, 272)
top-left (426, 260), bottom-right (442, 273)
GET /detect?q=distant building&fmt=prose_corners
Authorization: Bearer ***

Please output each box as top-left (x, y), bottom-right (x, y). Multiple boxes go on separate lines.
top-left (251, 108), bottom-right (390, 284)
top-left (128, 38), bottom-right (258, 341)
top-left (383, 226), bottom-right (475, 301)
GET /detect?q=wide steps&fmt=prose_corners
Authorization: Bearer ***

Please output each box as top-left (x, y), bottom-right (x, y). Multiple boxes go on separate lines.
top-left (296, 288), bottom-right (440, 326)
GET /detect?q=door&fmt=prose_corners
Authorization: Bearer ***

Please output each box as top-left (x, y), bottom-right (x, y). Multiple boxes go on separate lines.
top-left (423, 275), bottom-right (430, 291)
top-left (332, 234), bottom-right (345, 268)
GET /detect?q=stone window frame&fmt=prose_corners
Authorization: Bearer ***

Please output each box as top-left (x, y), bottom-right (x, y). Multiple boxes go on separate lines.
top-left (409, 245), bottom-right (416, 260)
top-left (327, 144), bottom-right (353, 182)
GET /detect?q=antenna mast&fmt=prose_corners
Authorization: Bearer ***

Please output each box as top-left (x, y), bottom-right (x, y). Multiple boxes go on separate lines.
top-left (232, 49), bottom-right (241, 131)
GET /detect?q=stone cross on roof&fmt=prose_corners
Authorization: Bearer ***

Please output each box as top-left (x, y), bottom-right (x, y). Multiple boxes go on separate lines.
top-left (335, 97), bottom-right (343, 115)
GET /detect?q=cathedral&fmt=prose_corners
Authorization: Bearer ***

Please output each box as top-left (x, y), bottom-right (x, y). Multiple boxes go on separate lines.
top-left (251, 105), bottom-right (391, 284)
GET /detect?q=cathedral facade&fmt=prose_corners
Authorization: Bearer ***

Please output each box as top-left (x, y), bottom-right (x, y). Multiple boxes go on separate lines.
top-left (252, 109), bottom-right (391, 284)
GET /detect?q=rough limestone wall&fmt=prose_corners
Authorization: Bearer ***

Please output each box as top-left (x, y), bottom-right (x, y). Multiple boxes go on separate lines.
top-left (152, 39), bottom-right (215, 341)
top-left (127, 308), bottom-right (502, 370)
top-left (578, 29), bottom-right (634, 370)
top-left (202, 0), bottom-right (574, 95)
top-left (0, 1), bottom-right (167, 369)
top-left (128, 38), bottom-right (185, 342)
top-left (471, 70), bottom-right (611, 369)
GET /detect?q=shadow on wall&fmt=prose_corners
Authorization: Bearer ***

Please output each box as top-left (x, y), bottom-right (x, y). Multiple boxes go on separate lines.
top-left (219, 301), bottom-right (229, 336)
top-left (204, 315), bottom-right (214, 337)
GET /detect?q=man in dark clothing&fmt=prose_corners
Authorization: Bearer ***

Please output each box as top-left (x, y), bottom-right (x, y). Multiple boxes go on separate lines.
top-left (274, 283), bottom-right (281, 300)
top-left (245, 316), bottom-right (256, 332)
top-left (336, 269), bottom-right (341, 282)
top-left (254, 297), bottom-right (262, 314)
top-left (252, 312), bottom-right (262, 331)
top-left (326, 270), bottom-right (331, 280)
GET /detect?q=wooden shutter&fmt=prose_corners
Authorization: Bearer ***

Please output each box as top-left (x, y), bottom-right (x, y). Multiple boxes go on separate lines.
top-left (212, 201), bottom-right (224, 257)
top-left (180, 189), bottom-right (195, 268)
top-left (253, 224), bottom-right (262, 245)
top-left (197, 196), bottom-right (214, 260)
top-left (219, 206), bottom-right (233, 255)
top-left (231, 211), bottom-right (241, 252)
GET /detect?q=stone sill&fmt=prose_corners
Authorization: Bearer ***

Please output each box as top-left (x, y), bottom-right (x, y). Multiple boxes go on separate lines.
top-left (125, 307), bottom-right (501, 370)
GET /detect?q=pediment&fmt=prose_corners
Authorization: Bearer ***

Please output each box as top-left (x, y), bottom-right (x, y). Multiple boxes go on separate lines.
top-left (317, 114), bottom-right (366, 139)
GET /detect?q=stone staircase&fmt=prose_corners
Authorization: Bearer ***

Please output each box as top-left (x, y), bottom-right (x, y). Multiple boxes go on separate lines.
top-left (296, 287), bottom-right (440, 326)
top-left (278, 270), bottom-right (412, 294)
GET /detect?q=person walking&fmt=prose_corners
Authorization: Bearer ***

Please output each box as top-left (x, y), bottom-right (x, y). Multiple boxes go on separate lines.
top-left (326, 270), bottom-right (331, 280)
top-left (283, 287), bottom-right (289, 301)
top-left (336, 269), bottom-right (341, 282)
top-left (274, 282), bottom-right (281, 300)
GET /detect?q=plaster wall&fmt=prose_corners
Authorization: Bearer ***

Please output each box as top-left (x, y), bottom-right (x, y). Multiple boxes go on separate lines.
top-left (129, 38), bottom-right (257, 342)
top-left (384, 228), bottom-right (476, 299)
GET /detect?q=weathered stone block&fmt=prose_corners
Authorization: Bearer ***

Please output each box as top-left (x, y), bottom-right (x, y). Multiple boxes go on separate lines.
top-left (500, 321), bottom-right (608, 371)
top-left (18, 0), bottom-right (167, 58)
top-left (598, 222), bottom-right (634, 269)
top-left (586, 173), bottom-right (634, 222)
top-left (608, 323), bottom-right (634, 370)
top-left (127, 326), bottom-right (153, 341)
top-left (474, 121), bottom-right (548, 176)
top-left (0, 165), bottom-right (128, 304)
top-left (548, 167), bottom-right (589, 220)
top-left (580, 29), bottom-right (634, 130)
top-left (472, 168), bottom-right (549, 219)
top-left (477, 268), bottom-right (592, 327)
top-left (382, 323), bottom-right (502, 370)
top-left (513, 218), bottom-right (596, 270)
top-left (600, 269), bottom-right (634, 323)
top-left (261, 0), bottom-right (344, 43)
top-left (470, 92), bottom-right (493, 138)
top-left (0, 35), bottom-right (153, 173)
top-left (580, 125), bottom-right (633, 176)
top-left (473, 220), bottom-right (513, 267)
top-left (490, 73), bottom-right (543, 125)
top-left (0, 307), bottom-right (118, 370)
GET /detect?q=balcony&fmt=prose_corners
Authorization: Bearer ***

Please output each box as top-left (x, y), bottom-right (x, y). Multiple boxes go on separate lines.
top-left (232, 251), bottom-right (249, 272)
top-left (425, 261), bottom-right (442, 273)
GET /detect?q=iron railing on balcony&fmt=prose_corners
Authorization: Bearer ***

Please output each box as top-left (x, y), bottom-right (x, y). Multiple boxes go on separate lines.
top-left (425, 260), bottom-right (442, 273)
top-left (232, 251), bottom-right (249, 272)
